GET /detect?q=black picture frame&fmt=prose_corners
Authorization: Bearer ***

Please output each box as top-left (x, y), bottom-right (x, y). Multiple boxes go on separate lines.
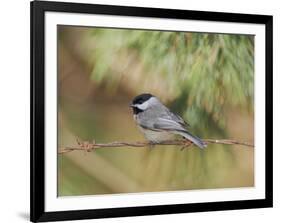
top-left (30, 0), bottom-right (273, 222)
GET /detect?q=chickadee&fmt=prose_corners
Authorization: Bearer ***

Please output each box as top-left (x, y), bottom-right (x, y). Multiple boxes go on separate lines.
top-left (130, 93), bottom-right (206, 149)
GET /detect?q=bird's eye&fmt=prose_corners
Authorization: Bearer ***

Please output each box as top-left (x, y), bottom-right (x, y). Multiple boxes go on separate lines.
top-left (134, 99), bottom-right (144, 105)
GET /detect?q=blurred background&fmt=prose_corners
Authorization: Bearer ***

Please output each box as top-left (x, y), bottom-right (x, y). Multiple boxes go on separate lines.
top-left (57, 26), bottom-right (254, 196)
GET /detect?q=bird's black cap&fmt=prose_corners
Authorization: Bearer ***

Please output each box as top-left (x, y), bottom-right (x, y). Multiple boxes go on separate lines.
top-left (131, 93), bottom-right (153, 105)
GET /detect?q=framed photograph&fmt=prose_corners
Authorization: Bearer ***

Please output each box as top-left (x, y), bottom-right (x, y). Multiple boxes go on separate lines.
top-left (30, 0), bottom-right (273, 222)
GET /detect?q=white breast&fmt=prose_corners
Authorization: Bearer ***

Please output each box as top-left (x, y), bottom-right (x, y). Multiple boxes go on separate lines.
top-left (138, 127), bottom-right (174, 143)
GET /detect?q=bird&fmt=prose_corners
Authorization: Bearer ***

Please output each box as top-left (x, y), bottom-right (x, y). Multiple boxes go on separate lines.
top-left (130, 93), bottom-right (207, 149)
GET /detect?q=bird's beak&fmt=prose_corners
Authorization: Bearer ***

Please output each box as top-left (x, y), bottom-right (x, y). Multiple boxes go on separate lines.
top-left (129, 104), bottom-right (135, 108)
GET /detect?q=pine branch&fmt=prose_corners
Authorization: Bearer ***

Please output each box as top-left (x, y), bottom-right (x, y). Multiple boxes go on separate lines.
top-left (58, 138), bottom-right (254, 154)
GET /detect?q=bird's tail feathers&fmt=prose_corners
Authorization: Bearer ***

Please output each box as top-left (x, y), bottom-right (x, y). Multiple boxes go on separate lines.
top-left (177, 131), bottom-right (207, 149)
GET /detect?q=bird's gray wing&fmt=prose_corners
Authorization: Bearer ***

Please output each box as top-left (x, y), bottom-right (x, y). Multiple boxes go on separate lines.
top-left (137, 105), bottom-right (189, 130)
top-left (168, 111), bottom-right (190, 128)
top-left (153, 117), bottom-right (206, 148)
top-left (153, 117), bottom-right (187, 132)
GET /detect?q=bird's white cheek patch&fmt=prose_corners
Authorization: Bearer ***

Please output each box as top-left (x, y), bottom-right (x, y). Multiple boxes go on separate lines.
top-left (136, 101), bottom-right (149, 110)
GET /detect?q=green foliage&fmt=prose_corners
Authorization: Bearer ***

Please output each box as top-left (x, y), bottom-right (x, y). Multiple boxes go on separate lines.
top-left (87, 29), bottom-right (254, 136)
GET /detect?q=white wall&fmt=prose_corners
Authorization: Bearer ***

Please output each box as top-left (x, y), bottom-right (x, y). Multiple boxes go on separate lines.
top-left (0, 0), bottom-right (280, 222)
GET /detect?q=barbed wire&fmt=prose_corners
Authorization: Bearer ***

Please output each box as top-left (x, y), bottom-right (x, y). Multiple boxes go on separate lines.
top-left (58, 138), bottom-right (254, 154)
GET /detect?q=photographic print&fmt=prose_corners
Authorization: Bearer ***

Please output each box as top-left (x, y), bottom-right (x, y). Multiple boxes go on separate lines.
top-left (58, 26), bottom-right (255, 196)
top-left (31, 1), bottom-right (272, 221)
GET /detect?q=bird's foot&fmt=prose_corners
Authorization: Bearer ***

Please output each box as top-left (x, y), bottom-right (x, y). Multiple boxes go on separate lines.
top-left (147, 141), bottom-right (156, 150)
top-left (180, 140), bottom-right (192, 151)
